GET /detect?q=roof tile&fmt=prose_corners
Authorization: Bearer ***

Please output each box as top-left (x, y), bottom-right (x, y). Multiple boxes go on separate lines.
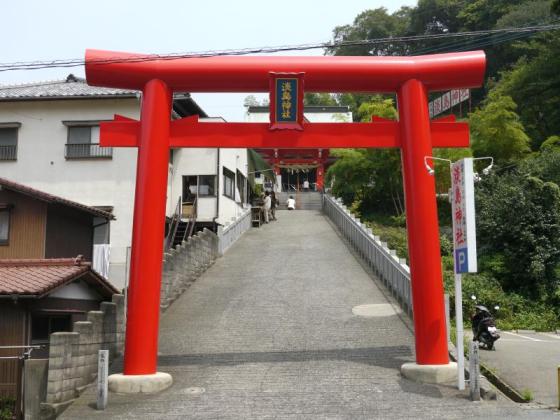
top-left (0, 257), bottom-right (118, 296)
top-left (0, 74), bottom-right (138, 100)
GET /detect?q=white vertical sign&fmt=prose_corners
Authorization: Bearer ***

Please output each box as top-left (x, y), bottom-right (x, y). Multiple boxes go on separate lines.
top-left (451, 158), bottom-right (477, 273)
top-left (97, 350), bottom-right (109, 410)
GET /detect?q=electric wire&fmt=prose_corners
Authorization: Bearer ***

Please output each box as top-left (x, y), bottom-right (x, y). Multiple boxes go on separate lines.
top-left (0, 23), bottom-right (559, 73)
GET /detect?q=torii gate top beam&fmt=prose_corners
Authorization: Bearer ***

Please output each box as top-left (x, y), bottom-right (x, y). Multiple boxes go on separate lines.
top-left (85, 49), bottom-right (486, 93)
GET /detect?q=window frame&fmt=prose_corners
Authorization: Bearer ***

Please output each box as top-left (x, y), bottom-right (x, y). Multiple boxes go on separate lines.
top-left (63, 121), bottom-right (112, 160)
top-left (182, 175), bottom-right (217, 200)
top-left (223, 167), bottom-right (235, 200)
top-left (0, 123), bottom-right (20, 161)
top-left (0, 205), bottom-right (12, 246)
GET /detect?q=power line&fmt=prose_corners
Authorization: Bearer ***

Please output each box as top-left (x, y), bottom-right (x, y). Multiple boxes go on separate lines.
top-left (0, 23), bottom-right (559, 73)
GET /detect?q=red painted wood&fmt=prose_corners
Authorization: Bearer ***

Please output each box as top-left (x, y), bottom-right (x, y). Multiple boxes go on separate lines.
top-left (122, 80), bottom-right (172, 375)
top-left (100, 117), bottom-right (469, 149)
top-left (398, 79), bottom-right (449, 365)
top-left (86, 49), bottom-right (486, 93)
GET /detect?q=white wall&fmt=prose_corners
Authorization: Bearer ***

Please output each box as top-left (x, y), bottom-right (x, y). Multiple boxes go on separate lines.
top-left (170, 145), bottom-right (248, 224)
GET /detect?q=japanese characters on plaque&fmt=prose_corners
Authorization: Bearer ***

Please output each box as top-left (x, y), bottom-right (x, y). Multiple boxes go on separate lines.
top-left (451, 158), bottom-right (478, 273)
top-left (269, 72), bottom-right (304, 130)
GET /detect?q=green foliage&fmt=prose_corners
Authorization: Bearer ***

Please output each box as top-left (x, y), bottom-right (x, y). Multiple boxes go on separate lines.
top-left (304, 93), bottom-right (338, 106)
top-left (469, 91), bottom-right (530, 165)
top-left (0, 398), bottom-right (14, 420)
top-left (366, 218), bottom-right (409, 260)
top-left (521, 389), bottom-right (534, 402)
top-left (540, 135), bottom-right (560, 151)
top-left (356, 96), bottom-right (398, 122)
top-left (326, 97), bottom-right (404, 215)
top-left (329, 7), bottom-right (410, 56)
top-left (495, 35), bottom-right (560, 148)
top-left (553, 0), bottom-right (560, 14)
top-left (476, 173), bottom-right (560, 299)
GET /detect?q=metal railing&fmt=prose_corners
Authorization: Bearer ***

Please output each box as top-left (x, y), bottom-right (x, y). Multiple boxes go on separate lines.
top-left (323, 194), bottom-right (413, 317)
top-left (0, 145), bottom-right (17, 160)
top-left (65, 143), bottom-right (113, 159)
top-left (218, 207), bottom-right (252, 255)
top-left (165, 196), bottom-right (182, 252)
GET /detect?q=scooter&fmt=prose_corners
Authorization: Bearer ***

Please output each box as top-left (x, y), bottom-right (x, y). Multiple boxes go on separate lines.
top-left (470, 296), bottom-right (500, 350)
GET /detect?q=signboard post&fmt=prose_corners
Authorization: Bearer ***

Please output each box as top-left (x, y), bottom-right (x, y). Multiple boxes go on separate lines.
top-left (451, 158), bottom-right (477, 391)
top-left (97, 350), bottom-right (109, 410)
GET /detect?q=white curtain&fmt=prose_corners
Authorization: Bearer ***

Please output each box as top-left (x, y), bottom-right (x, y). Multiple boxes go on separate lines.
top-left (93, 244), bottom-right (111, 279)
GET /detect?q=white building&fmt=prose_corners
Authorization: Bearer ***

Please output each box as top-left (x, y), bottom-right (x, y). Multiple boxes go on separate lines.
top-left (0, 75), bottom-right (248, 288)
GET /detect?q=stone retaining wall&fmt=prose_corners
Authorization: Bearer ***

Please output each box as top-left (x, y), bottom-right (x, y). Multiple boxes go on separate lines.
top-left (40, 294), bottom-right (125, 418)
top-left (160, 227), bottom-right (219, 310)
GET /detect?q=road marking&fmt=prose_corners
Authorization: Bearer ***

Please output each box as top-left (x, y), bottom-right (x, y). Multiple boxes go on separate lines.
top-left (502, 331), bottom-right (543, 342)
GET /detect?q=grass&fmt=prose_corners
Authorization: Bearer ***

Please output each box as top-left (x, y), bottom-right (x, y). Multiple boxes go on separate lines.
top-left (521, 388), bottom-right (534, 402)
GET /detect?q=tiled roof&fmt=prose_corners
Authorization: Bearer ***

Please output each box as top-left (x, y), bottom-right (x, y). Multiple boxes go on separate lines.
top-left (0, 74), bottom-right (138, 101)
top-left (0, 177), bottom-right (115, 219)
top-left (0, 257), bottom-right (119, 297)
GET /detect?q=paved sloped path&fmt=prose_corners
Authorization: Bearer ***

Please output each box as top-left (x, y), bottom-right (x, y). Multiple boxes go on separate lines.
top-left (63, 211), bottom-right (555, 419)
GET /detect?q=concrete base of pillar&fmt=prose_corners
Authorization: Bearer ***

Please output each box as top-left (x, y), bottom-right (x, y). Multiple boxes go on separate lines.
top-left (108, 372), bottom-right (173, 394)
top-left (401, 362), bottom-right (457, 384)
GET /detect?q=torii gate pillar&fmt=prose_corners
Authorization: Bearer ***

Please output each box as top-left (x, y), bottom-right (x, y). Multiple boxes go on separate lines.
top-left (398, 80), bottom-right (451, 376)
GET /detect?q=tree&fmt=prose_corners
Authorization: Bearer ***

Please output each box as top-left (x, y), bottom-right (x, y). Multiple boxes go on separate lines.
top-left (304, 93), bottom-right (338, 106)
top-left (476, 172), bottom-right (560, 299)
top-left (328, 7), bottom-right (411, 56)
top-left (326, 97), bottom-right (404, 215)
top-left (469, 90), bottom-right (530, 165)
top-left (243, 95), bottom-right (260, 107)
top-left (494, 35), bottom-right (560, 148)
top-left (553, 0), bottom-right (560, 15)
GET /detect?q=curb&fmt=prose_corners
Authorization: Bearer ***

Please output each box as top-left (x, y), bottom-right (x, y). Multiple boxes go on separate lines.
top-left (516, 329), bottom-right (536, 334)
top-left (448, 342), bottom-right (497, 401)
top-left (478, 363), bottom-right (527, 403)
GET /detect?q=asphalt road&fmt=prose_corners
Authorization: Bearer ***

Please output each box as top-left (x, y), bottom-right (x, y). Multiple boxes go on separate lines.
top-left (471, 330), bottom-right (560, 408)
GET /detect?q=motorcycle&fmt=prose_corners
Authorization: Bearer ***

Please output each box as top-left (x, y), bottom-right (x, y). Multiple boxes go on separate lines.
top-left (470, 296), bottom-right (500, 350)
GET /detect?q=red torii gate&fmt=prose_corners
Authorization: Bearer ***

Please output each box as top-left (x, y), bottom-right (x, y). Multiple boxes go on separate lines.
top-left (86, 49), bottom-right (486, 390)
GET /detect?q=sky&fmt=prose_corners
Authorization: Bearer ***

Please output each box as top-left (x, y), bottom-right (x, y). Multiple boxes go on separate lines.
top-left (2, 0), bottom-right (416, 121)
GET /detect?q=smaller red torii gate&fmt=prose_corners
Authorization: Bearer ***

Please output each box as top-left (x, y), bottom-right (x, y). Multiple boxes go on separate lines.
top-left (86, 49), bottom-right (486, 390)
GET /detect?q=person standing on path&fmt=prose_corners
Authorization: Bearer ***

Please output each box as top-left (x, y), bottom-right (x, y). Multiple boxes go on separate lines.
top-left (303, 179), bottom-right (310, 192)
top-left (270, 191), bottom-right (278, 221)
top-left (263, 191), bottom-right (271, 223)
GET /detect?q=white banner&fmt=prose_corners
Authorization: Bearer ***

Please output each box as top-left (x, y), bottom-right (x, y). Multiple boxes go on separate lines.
top-left (430, 89), bottom-right (470, 118)
top-left (451, 158), bottom-right (477, 273)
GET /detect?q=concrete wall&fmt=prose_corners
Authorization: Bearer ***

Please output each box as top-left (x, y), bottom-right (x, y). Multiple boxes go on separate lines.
top-left (160, 228), bottom-right (219, 310)
top-left (39, 294), bottom-right (125, 419)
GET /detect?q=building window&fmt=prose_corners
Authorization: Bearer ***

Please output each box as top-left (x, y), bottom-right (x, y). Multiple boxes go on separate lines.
top-left (223, 167), bottom-right (235, 200)
top-left (182, 175), bottom-right (217, 201)
top-left (64, 122), bottom-right (112, 159)
top-left (31, 314), bottom-right (72, 345)
top-left (0, 206), bottom-right (11, 245)
top-left (0, 123), bottom-right (20, 161)
top-left (236, 170), bottom-right (247, 203)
